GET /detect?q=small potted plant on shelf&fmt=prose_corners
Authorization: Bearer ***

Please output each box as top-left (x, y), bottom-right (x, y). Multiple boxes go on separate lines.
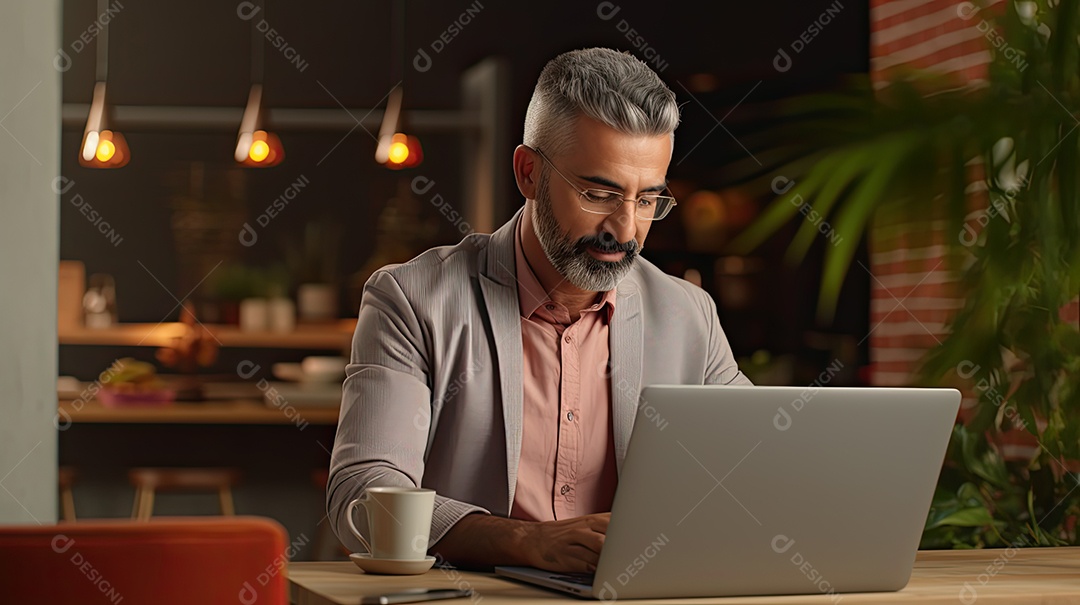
top-left (209, 263), bottom-right (265, 325)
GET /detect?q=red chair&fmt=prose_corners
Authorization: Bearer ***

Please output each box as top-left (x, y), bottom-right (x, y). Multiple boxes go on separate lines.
top-left (0, 516), bottom-right (289, 605)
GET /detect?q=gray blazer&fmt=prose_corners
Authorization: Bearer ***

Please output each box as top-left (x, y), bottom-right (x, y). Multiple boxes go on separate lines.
top-left (328, 208), bottom-right (750, 553)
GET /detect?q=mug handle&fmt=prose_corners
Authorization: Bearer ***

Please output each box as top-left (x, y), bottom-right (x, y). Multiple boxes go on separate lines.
top-left (346, 497), bottom-right (372, 555)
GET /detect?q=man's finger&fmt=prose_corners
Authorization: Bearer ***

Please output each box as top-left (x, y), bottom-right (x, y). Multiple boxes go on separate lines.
top-left (573, 530), bottom-right (606, 555)
top-left (568, 542), bottom-right (603, 566)
top-left (586, 514), bottom-right (611, 533)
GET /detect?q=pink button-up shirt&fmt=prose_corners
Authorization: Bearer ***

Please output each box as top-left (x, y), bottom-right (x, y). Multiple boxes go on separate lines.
top-left (509, 220), bottom-right (619, 522)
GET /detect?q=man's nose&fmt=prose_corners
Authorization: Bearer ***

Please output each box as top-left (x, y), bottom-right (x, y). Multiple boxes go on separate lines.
top-left (601, 201), bottom-right (638, 245)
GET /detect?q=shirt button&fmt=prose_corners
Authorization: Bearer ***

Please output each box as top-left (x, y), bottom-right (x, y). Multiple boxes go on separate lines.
top-left (560, 484), bottom-right (571, 495)
top-left (564, 335), bottom-right (571, 343)
top-left (567, 411), bottom-right (574, 421)
top-left (546, 304), bottom-right (555, 311)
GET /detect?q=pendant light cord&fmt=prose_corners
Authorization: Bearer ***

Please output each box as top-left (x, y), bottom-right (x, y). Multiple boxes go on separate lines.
top-left (96, 0), bottom-right (108, 81)
top-left (251, 0), bottom-right (265, 84)
top-left (393, 0), bottom-right (405, 89)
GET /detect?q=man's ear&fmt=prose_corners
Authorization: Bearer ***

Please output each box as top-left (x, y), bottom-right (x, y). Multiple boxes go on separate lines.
top-left (513, 145), bottom-right (539, 200)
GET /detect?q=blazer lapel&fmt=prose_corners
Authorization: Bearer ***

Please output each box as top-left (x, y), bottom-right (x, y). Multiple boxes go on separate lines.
top-left (610, 276), bottom-right (643, 475)
top-left (479, 209), bottom-right (524, 512)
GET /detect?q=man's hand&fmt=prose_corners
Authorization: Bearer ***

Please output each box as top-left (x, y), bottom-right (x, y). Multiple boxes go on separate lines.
top-left (430, 512), bottom-right (610, 572)
top-left (524, 513), bottom-right (610, 573)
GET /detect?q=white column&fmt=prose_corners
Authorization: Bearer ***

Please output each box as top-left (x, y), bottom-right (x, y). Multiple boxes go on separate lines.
top-left (0, 0), bottom-right (61, 524)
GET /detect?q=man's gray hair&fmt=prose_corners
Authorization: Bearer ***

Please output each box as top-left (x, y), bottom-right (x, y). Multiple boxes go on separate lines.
top-left (523, 48), bottom-right (679, 159)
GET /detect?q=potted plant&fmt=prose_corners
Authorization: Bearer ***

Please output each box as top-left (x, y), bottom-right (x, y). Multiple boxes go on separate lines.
top-left (284, 218), bottom-right (342, 323)
top-left (731, 1), bottom-right (1080, 547)
top-left (208, 262), bottom-right (266, 325)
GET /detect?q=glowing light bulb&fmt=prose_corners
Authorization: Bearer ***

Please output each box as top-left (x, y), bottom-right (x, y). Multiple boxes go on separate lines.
top-left (388, 140), bottom-right (410, 164)
top-left (95, 139), bottom-right (116, 162)
top-left (249, 139), bottom-right (270, 163)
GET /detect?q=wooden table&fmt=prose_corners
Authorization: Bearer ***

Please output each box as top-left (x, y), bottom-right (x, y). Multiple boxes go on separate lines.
top-left (58, 399), bottom-right (341, 425)
top-left (288, 547), bottom-right (1080, 604)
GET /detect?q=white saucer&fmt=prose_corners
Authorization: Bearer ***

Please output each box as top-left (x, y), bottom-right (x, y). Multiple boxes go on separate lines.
top-left (349, 553), bottom-right (436, 575)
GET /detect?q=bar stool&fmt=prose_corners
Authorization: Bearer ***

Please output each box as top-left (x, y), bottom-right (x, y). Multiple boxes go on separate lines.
top-left (128, 468), bottom-right (241, 520)
top-left (58, 466), bottom-right (77, 522)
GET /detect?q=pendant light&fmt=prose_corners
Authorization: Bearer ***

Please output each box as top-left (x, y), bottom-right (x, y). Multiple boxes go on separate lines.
top-left (235, 84), bottom-right (284, 167)
top-left (79, 0), bottom-right (129, 169)
top-left (375, 88), bottom-right (423, 169)
top-left (375, 0), bottom-right (422, 169)
top-left (236, 0), bottom-right (284, 167)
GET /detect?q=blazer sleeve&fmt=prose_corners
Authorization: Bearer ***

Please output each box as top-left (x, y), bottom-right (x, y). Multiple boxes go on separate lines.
top-left (327, 269), bottom-right (490, 554)
top-left (699, 289), bottom-right (754, 386)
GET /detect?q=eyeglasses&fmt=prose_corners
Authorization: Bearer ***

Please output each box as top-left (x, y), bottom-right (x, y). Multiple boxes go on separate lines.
top-left (532, 147), bottom-right (677, 221)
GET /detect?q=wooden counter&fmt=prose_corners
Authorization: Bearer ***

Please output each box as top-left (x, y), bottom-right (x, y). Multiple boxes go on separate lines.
top-left (288, 547), bottom-right (1080, 604)
top-left (58, 399), bottom-right (340, 425)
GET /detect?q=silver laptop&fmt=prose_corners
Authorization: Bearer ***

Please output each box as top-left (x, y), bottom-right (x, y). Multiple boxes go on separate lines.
top-left (496, 385), bottom-right (960, 600)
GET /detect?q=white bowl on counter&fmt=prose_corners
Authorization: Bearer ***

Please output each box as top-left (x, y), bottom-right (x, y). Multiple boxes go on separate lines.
top-left (272, 356), bottom-right (347, 383)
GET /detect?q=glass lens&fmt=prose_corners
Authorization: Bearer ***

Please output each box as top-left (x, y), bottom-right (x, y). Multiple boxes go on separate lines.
top-left (581, 189), bottom-right (621, 206)
top-left (578, 190), bottom-right (675, 220)
top-left (638, 196), bottom-right (674, 220)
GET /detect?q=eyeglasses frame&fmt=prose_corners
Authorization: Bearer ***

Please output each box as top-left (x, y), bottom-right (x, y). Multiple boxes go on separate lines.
top-left (529, 146), bottom-right (678, 221)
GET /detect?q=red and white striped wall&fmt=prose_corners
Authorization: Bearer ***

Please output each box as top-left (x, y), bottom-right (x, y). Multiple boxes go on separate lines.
top-left (869, 0), bottom-right (998, 389)
top-left (868, 0), bottom-right (1079, 447)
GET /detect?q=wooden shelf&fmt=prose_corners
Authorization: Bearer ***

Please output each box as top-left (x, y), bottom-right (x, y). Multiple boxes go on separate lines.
top-left (58, 399), bottom-right (341, 425)
top-left (58, 320), bottom-right (355, 350)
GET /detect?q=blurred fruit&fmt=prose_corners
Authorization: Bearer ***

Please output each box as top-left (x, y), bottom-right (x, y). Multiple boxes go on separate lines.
top-left (102, 358), bottom-right (157, 385)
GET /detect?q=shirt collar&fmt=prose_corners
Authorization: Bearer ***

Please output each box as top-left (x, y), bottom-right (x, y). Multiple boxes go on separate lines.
top-left (514, 216), bottom-right (616, 321)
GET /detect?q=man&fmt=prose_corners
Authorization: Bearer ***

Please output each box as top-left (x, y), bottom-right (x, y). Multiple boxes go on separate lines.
top-left (329, 47), bottom-right (750, 573)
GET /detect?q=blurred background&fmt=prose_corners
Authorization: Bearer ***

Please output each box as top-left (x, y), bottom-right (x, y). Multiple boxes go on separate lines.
top-left (14, 0), bottom-right (1076, 557)
top-left (49, 0), bottom-right (871, 559)
top-left (57, 0), bottom-right (872, 387)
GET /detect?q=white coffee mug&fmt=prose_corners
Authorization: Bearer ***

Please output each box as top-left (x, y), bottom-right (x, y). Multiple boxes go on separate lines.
top-left (347, 487), bottom-right (435, 560)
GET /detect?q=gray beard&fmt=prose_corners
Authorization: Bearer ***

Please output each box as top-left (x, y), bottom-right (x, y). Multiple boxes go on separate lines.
top-left (531, 173), bottom-right (639, 292)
